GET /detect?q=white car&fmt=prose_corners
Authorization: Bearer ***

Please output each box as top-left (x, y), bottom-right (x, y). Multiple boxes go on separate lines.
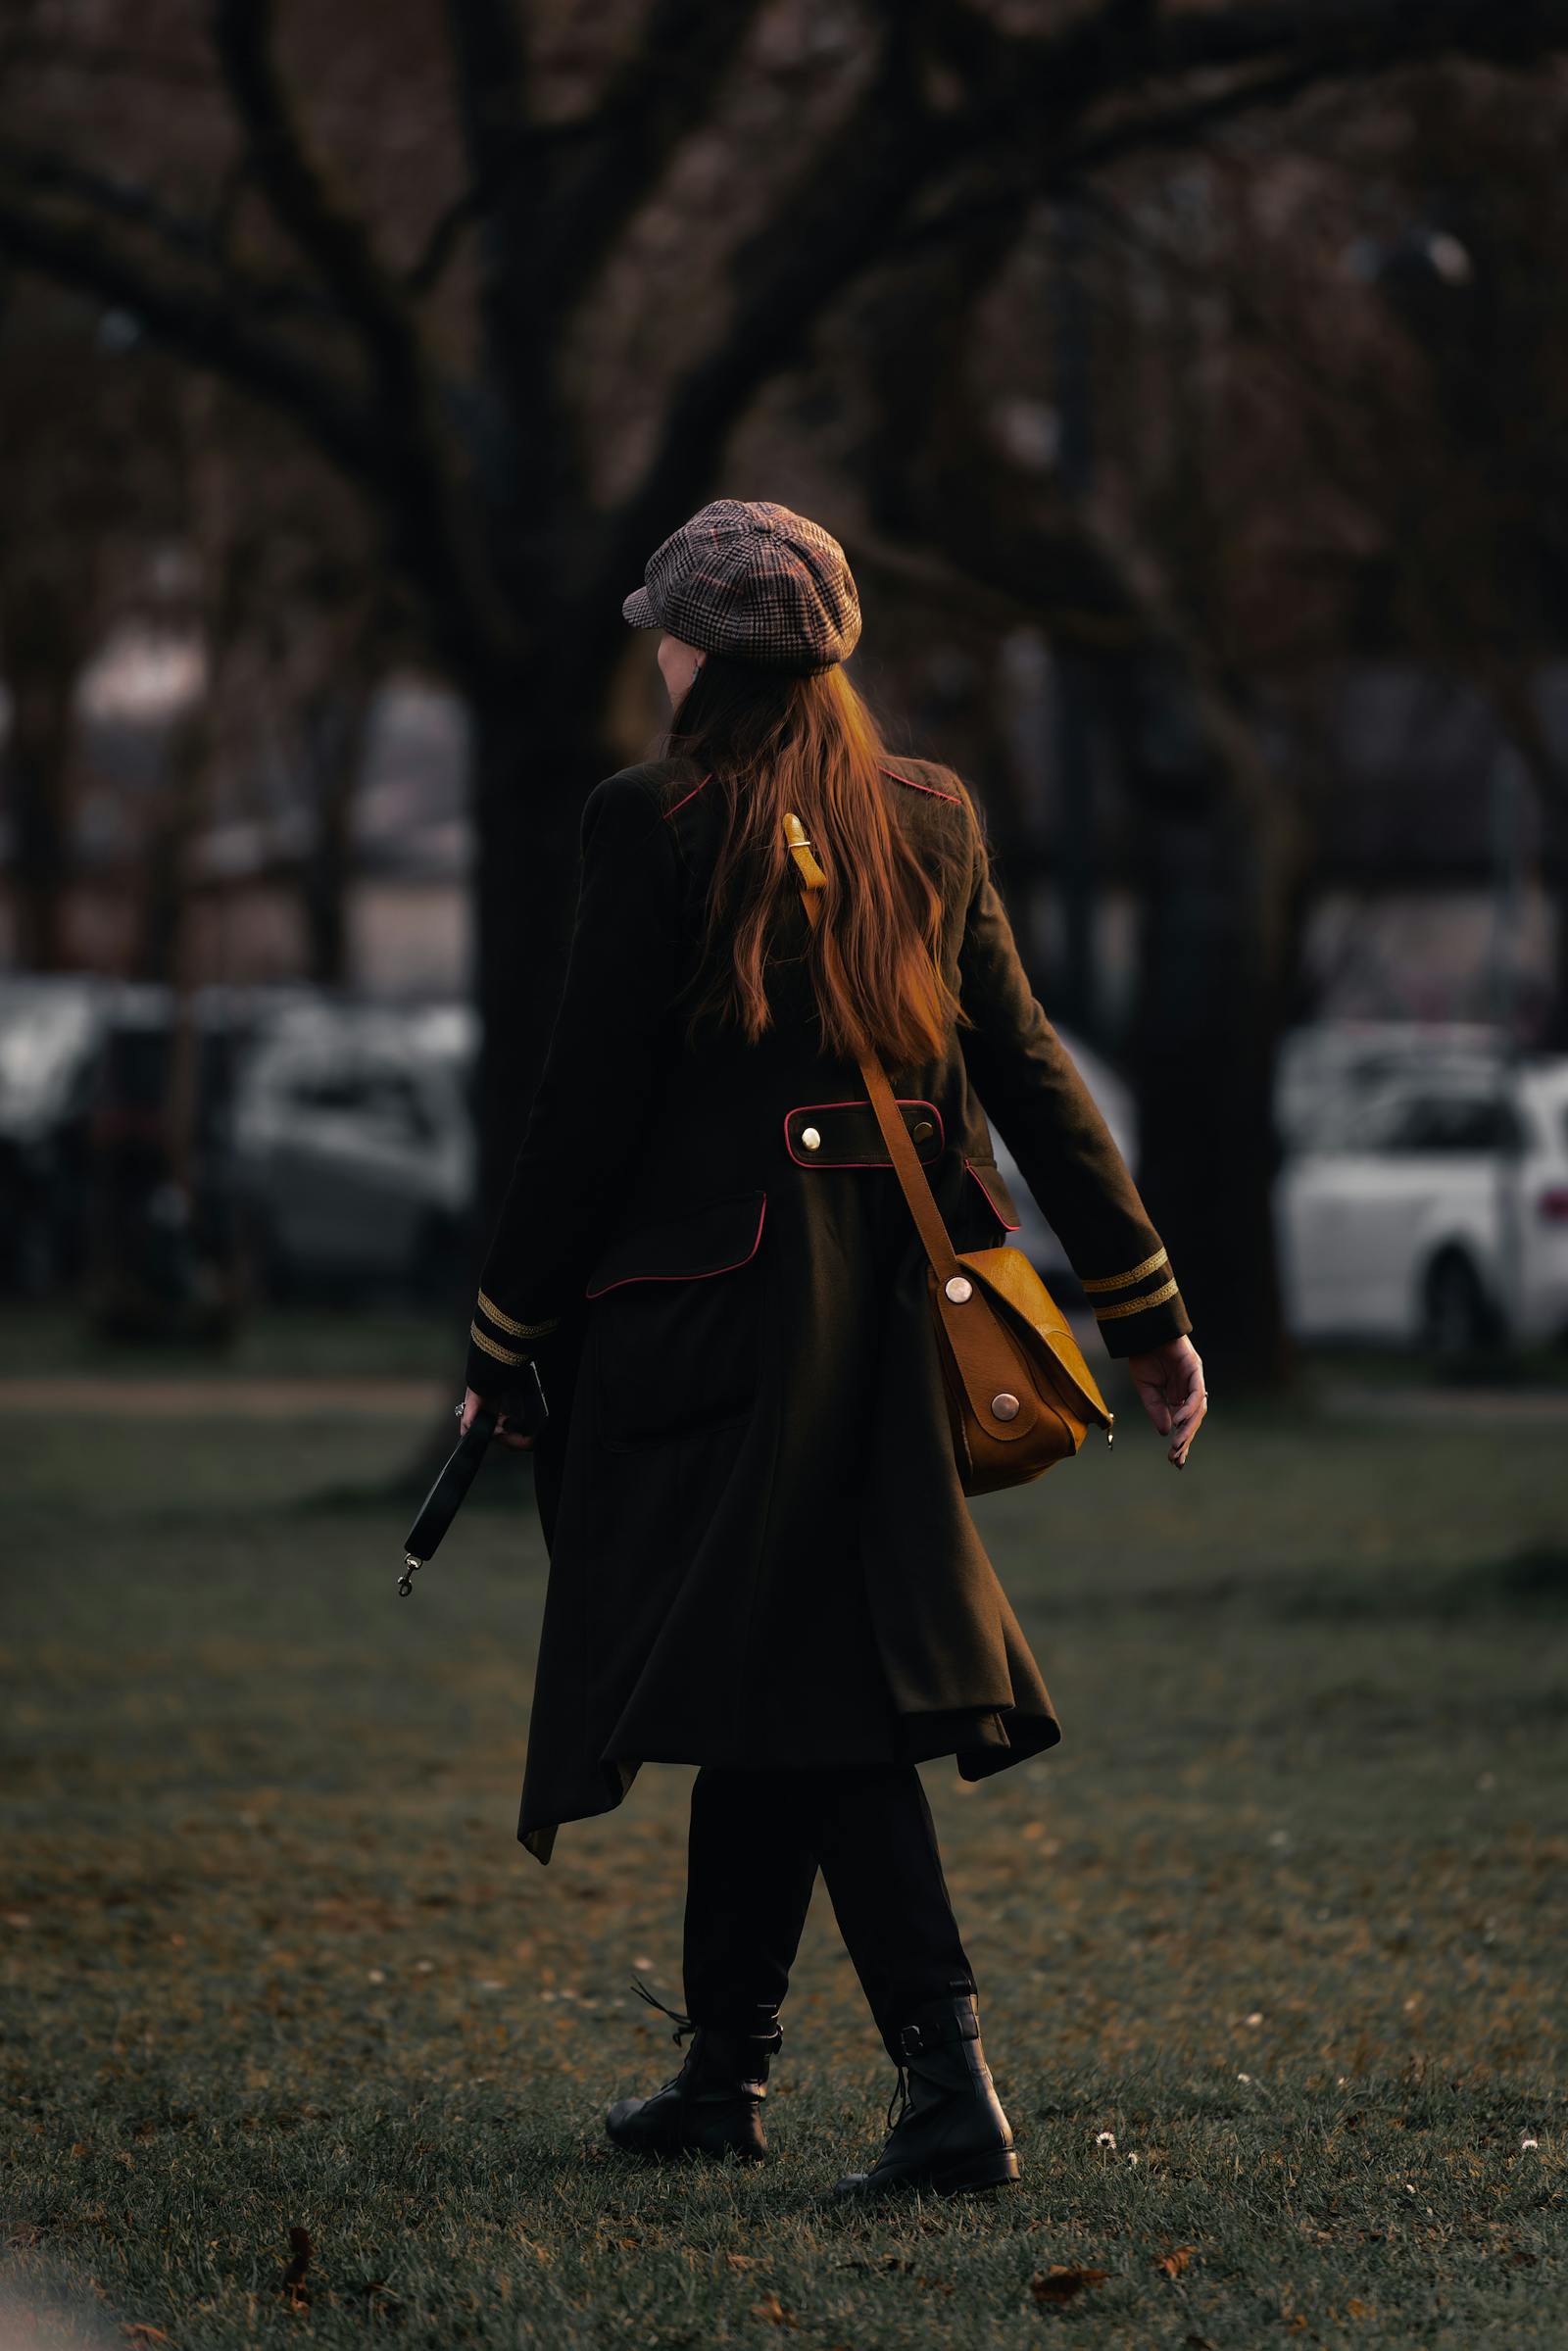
top-left (1275, 1055), bottom-right (1568, 1354)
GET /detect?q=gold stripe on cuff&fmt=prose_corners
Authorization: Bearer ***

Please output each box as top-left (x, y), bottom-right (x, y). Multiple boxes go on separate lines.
top-left (1081, 1246), bottom-right (1169, 1295)
top-left (470, 1320), bottom-right (533, 1367)
top-left (477, 1288), bottom-right (560, 1341)
top-left (1090, 1274), bottom-right (1180, 1322)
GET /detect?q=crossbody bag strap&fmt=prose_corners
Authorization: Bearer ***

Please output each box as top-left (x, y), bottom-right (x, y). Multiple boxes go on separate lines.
top-left (783, 811), bottom-right (964, 1283)
top-left (782, 811), bottom-right (1103, 1451)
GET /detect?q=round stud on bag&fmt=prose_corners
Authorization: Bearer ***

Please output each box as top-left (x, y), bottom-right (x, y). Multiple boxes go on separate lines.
top-left (801, 1126), bottom-right (821, 1151)
top-left (992, 1393), bottom-right (1020, 1421)
top-left (945, 1276), bottom-right (973, 1302)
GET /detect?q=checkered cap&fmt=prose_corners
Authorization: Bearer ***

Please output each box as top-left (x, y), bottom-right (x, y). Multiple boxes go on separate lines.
top-left (622, 499), bottom-right (861, 672)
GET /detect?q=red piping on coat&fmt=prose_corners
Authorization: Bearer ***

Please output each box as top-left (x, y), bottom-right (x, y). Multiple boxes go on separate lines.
top-left (964, 1157), bottom-right (1020, 1229)
top-left (782, 1099), bottom-right (946, 1168)
top-left (584, 1194), bottom-right (767, 1297)
top-left (662, 771), bottom-right (713, 819)
top-left (880, 765), bottom-right (961, 803)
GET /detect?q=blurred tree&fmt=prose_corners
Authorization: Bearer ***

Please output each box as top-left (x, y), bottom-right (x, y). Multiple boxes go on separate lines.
top-left (4, 0), bottom-right (1568, 1391)
top-left (0, 277), bottom-right (176, 967)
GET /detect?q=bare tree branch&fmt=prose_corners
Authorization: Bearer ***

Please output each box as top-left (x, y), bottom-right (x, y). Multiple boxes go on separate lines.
top-left (441, 0), bottom-right (530, 196)
top-left (404, 183), bottom-right (486, 296)
top-left (1142, 0), bottom-right (1568, 79)
top-left (886, 0), bottom-right (1568, 265)
top-left (0, 139), bottom-right (337, 323)
top-left (0, 193), bottom-right (383, 485)
top-left (0, 33), bottom-right (220, 94)
top-left (437, 0), bottom-right (556, 494)
top-left (527, 0), bottom-right (770, 326)
top-left (597, 102), bottom-right (948, 656)
top-left (210, 0), bottom-right (431, 391)
top-left (926, 0), bottom-right (1568, 122)
top-left (209, 0), bottom-right (517, 674)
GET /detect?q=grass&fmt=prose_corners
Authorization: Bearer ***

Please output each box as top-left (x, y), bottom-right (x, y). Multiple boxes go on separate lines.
top-left (1, 1351), bottom-right (1563, 2349)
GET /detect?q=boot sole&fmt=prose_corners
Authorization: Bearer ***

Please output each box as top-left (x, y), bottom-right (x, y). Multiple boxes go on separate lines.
top-left (834, 2145), bottom-right (1021, 2201)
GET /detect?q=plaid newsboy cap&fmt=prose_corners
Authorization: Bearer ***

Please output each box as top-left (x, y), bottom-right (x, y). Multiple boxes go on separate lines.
top-left (622, 498), bottom-right (861, 672)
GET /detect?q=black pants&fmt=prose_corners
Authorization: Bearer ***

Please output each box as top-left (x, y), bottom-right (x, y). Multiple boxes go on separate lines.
top-left (682, 1762), bottom-right (976, 2063)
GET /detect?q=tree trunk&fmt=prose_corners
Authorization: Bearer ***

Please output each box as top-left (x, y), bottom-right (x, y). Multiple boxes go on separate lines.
top-left (1113, 654), bottom-right (1302, 1391)
top-left (467, 680), bottom-right (631, 1232)
top-left (298, 681), bottom-right (373, 988)
top-left (1484, 666), bottom-right (1568, 1051)
top-left (397, 671), bottom-right (628, 1500)
top-left (1, 584), bottom-right (82, 972)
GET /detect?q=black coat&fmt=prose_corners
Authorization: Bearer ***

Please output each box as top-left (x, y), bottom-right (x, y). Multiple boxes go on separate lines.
top-left (465, 755), bottom-right (1192, 1863)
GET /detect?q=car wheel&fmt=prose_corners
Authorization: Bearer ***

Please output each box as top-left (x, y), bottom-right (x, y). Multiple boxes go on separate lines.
top-left (1420, 1250), bottom-right (1493, 1364)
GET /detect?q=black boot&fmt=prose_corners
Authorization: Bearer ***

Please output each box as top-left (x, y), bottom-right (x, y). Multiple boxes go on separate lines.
top-left (606, 1981), bottom-right (783, 2164)
top-left (833, 1989), bottom-right (1019, 2200)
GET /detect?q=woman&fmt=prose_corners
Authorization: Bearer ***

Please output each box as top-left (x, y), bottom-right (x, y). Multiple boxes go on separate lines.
top-left (459, 498), bottom-right (1206, 2201)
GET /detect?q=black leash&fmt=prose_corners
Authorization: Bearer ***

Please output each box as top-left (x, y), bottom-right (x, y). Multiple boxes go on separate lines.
top-left (397, 1361), bottom-right (548, 1597)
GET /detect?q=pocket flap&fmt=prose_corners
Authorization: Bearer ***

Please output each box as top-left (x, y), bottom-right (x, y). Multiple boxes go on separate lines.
top-left (585, 1189), bottom-right (767, 1298)
top-left (964, 1157), bottom-right (1021, 1229)
top-left (784, 1098), bottom-right (944, 1167)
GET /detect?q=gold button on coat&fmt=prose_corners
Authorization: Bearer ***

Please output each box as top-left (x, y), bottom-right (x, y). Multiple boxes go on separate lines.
top-left (801, 1125), bottom-right (821, 1151)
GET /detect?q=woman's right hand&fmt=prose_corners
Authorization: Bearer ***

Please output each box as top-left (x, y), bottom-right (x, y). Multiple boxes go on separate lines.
top-left (1124, 1335), bottom-right (1206, 1468)
top-left (461, 1384), bottom-right (539, 1451)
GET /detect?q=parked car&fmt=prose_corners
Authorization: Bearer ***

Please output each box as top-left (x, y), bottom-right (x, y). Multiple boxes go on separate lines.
top-left (0, 974), bottom-right (110, 1295)
top-left (1274, 1053), bottom-right (1568, 1355)
top-left (232, 1001), bottom-right (476, 1301)
top-left (1274, 1020), bottom-right (1504, 1151)
top-left (82, 982), bottom-right (272, 1338)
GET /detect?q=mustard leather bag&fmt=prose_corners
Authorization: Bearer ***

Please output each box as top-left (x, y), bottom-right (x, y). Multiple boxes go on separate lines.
top-left (784, 809), bottom-right (1114, 1495)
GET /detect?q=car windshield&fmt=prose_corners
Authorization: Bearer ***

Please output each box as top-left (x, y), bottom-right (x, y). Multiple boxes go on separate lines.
top-left (1322, 1087), bottom-right (1523, 1153)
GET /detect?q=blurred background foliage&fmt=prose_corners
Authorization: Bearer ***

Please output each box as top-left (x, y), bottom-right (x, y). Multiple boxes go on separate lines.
top-left (4, 1), bottom-right (1568, 1390)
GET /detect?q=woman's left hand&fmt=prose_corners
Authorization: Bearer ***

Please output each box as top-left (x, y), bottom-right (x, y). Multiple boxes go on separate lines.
top-left (461, 1385), bottom-right (537, 1450)
top-left (1124, 1335), bottom-right (1207, 1468)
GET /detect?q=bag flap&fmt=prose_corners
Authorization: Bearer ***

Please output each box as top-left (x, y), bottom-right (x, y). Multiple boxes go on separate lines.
top-left (585, 1189), bottom-right (767, 1298)
top-left (959, 1244), bottom-right (1113, 1428)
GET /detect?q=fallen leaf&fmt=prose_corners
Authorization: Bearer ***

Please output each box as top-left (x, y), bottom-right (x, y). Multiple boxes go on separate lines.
top-left (1030, 2265), bottom-right (1109, 2305)
top-left (750, 2296), bottom-right (800, 2328)
top-left (1155, 2245), bottom-right (1196, 2279)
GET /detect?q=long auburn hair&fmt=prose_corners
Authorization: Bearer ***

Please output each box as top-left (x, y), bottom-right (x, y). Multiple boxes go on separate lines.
top-left (658, 654), bottom-right (976, 1071)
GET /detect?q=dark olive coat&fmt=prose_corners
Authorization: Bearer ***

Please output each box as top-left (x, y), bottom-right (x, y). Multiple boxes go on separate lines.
top-left (465, 755), bottom-right (1191, 1863)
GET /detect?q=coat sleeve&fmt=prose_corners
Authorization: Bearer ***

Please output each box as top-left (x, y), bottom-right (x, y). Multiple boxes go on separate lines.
top-left (464, 772), bottom-right (682, 1400)
top-left (952, 782), bottom-right (1194, 1361)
